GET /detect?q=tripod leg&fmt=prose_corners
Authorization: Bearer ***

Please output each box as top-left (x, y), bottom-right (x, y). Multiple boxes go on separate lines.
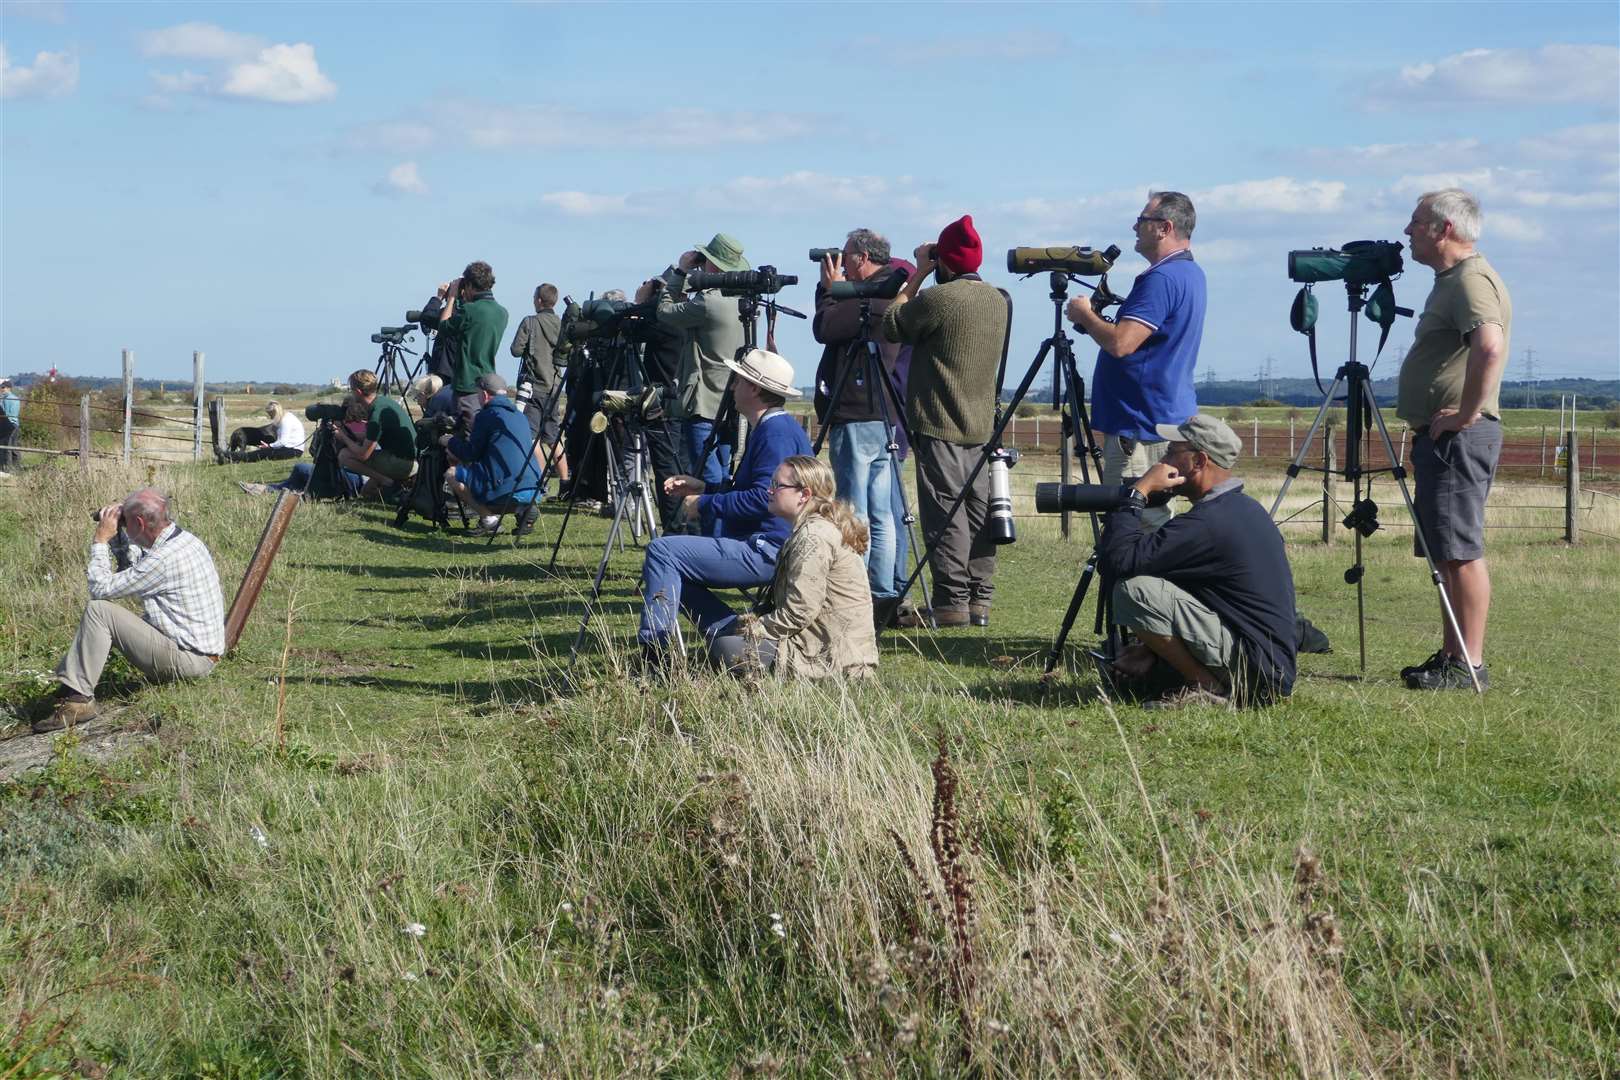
top-left (549, 428), bottom-right (600, 571)
top-left (1362, 382), bottom-right (1483, 692)
top-left (1045, 554), bottom-right (1099, 675)
top-left (1270, 375), bottom-right (1347, 518)
top-left (873, 350), bottom-right (932, 617)
top-left (568, 491), bottom-right (633, 668)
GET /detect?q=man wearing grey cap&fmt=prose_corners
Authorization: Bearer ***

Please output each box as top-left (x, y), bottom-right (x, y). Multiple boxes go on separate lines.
top-left (1097, 414), bottom-right (1297, 707)
top-left (443, 372), bottom-right (543, 536)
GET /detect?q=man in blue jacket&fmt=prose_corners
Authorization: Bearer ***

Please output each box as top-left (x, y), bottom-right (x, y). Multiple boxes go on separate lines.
top-left (637, 349), bottom-right (812, 661)
top-left (443, 373), bottom-right (541, 535)
top-left (1097, 415), bottom-right (1296, 707)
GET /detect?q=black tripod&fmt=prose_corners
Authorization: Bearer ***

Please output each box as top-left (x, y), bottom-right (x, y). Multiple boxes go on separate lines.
top-left (392, 426), bottom-right (470, 532)
top-left (1271, 281), bottom-right (1481, 693)
top-left (812, 297), bottom-right (932, 618)
top-left (693, 293), bottom-right (806, 484)
top-left (374, 335), bottom-right (425, 407)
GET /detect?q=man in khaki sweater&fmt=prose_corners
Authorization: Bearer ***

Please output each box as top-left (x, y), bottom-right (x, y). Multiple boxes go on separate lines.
top-left (881, 214), bottom-right (1009, 628)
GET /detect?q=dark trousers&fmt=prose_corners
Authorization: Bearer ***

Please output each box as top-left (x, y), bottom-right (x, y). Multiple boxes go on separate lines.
top-left (0, 414), bottom-right (17, 470)
top-left (225, 445), bottom-right (304, 464)
top-left (913, 434), bottom-right (996, 612)
top-left (643, 418), bottom-right (688, 532)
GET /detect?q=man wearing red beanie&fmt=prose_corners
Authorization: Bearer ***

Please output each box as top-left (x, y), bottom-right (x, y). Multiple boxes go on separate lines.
top-left (881, 215), bottom-right (1010, 628)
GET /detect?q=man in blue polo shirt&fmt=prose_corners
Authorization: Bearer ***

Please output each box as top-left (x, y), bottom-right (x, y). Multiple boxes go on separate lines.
top-left (1067, 191), bottom-right (1206, 527)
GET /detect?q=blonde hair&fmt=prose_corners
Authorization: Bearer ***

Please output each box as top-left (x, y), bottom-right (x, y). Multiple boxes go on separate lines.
top-left (348, 369), bottom-right (379, 395)
top-left (780, 455), bottom-right (868, 555)
top-left (264, 400), bottom-right (284, 423)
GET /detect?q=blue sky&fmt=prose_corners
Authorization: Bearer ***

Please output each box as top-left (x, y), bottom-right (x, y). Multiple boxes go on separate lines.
top-left (3, 1), bottom-right (1617, 390)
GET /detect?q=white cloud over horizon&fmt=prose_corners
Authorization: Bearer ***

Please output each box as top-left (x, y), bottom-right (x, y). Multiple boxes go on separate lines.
top-left (1366, 44), bottom-right (1620, 109)
top-left (139, 22), bottom-right (336, 106)
top-left (373, 161), bottom-right (428, 197)
top-left (0, 43), bottom-right (78, 99)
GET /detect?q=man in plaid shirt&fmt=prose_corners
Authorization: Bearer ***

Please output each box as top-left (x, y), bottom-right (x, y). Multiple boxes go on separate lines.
top-left (38, 488), bottom-right (225, 733)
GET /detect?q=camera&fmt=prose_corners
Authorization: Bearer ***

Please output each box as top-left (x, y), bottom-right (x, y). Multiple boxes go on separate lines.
top-left (1033, 482), bottom-right (1176, 515)
top-left (1288, 241), bottom-right (1404, 286)
top-left (686, 265), bottom-right (798, 296)
top-left (826, 273), bottom-right (905, 302)
top-left (306, 402), bottom-right (348, 424)
top-left (595, 387), bottom-right (667, 424)
top-left (987, 447), bottom-right (1020, 545)
top-left (1007, 244), bottom-right (1121, 276)
top-left (514, 377), bottom-right (536, 408)
top-left (808, 247), bottom-right (841, 262)
top-left (371, 326), bottom-right (412, 345)
top-left (416, 412), bottom-right (456, 437)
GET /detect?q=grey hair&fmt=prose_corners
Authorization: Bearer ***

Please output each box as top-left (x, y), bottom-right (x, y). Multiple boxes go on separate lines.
top-left (476, 372), bottom-right (509, 395)
top-left (844, 228), bottom-right (891, 264)
top-left (1417, 188), bottom-right (1481, 243)
top-left (1148, 190), bottom-right (1197, 239)
top-left (601, 288), bottom-right (627, 302)
top-left (123, 488), bottom-right (171, 528)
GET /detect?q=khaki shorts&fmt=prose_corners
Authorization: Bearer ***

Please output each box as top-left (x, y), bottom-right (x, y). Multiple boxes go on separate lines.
top-left (1111, 575), bottom-right (1236, 674)
top-left (369, 450), bottom-right (415, 482)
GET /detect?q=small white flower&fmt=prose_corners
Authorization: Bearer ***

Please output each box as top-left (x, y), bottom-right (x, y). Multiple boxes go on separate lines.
top-left (402, 922), bottom-right (426, 938)
top-left (249, 825), bottom-right (269, 851)
top-left (769, 912), bottom-right (786, 939)
top-left (560, 902), bottom-right (574, 913)
top-left (403, 970), bottom-right (419, 982)
top-left (1108, 931), bottom-right (1125, 946)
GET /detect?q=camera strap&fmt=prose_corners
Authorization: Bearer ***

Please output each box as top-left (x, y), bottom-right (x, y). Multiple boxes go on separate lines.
top-left (986, 281), bottom-right (1015, 429)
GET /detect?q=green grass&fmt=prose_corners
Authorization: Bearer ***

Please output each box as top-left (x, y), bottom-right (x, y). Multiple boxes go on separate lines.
top-left (1, 458), bottom-right (1616, 1077)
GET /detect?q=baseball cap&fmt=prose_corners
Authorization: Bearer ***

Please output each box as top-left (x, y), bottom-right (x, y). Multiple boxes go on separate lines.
top-left (1155, 415), bottom-right (1242, 469)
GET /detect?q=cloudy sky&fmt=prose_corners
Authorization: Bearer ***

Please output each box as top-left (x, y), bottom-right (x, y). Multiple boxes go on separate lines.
top-left (2, 1), bottom-right (1616, 389)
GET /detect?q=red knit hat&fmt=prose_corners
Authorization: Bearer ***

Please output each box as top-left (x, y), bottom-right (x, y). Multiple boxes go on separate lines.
top-left (935, 214), bottom-right (982, 274)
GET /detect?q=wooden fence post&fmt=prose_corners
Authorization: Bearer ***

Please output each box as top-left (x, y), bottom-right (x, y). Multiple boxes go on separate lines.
top-left (1564, 430), bottom-right (1579, 545)
top-left (192, 350), bottom-right (205, 462)
top-left (1252, 418), bottom-right (1260, 457)
top-left (122, 349), bottom-right (134, 464)
top-left (79, 394), bottom-right (91, 472)
top-left (1322, 419), bottom-right (1336, 545)
top-left (1289, 417), bottom-right (1296, 457)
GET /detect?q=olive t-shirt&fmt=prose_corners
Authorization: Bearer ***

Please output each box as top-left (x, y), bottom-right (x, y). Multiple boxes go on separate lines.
top-left (1395, 254), bottom-right (1511, 426)
top-left (365, 396), bottom-right (416, 460)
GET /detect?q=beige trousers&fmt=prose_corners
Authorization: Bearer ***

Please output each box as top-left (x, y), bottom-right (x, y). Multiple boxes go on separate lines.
top-left (57, 600), bottom-right (215, 698)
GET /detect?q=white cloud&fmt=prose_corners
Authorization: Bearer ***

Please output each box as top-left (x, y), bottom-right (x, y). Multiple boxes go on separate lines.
top-left (540, 191), bottom-right (645, 218)
top-left (139, 21), bottom-right (263, 60)
top-left (537, 171), bottom-right (928, 221)
top-left (373, 162), bottom-right (428, 197)
top-left (0, 43), bottom-right (78, 99)
top-left (219, 43), bottom-right (335, 104)
top-left (1193, 177), bottom-right (1347, 215)
top-left (1368, 44), bottom-right (1620, 108)
top-left (7, 1), bottom-right (68, 24)
top-left (1487, 212), bottom-right (1545, 244)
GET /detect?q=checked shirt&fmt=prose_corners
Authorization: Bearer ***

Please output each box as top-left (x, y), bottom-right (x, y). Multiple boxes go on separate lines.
top-left (88, 522), bottom-right (225, 656)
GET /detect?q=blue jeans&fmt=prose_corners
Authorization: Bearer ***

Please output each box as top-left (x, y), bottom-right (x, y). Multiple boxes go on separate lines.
top-left (638, 535), bottom-right (777, 647)
top-left (683, 419), bottom-right (733, 538)
top-left (272, 462), bottom-right (363, 497)
top-left (829, 421), bottom-right (897, 600)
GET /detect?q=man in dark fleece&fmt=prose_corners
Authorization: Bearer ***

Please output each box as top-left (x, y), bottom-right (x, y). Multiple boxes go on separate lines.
top-left (1098, 414), bottom-right (1297, 708)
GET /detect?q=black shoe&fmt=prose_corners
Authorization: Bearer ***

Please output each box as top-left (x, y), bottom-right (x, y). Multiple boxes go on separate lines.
top-left (1406, 655), bottom-right (1488, 691)
top-left (1400, 650), bottom-right (1449, 682)
top-left (513, 503), bottom-right (540, 537)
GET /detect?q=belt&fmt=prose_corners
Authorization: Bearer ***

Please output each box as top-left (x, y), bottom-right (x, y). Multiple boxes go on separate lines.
top-left (183, 645), bottom-right (221, 662)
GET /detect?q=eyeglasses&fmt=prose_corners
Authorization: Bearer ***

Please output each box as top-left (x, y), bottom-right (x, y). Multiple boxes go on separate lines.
top-left (1135, 215), bottom-right (1167, 228)
top-left (768, 481), bottom-right (805, 494)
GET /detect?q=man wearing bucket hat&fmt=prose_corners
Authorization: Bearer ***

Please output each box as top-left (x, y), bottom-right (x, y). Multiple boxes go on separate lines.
top-left (636, 347), bottom-right (813, 666)
top-left (655, 234), bottom-right (750, 514)
top-left (1097, 414), bottom-right (1297, 708)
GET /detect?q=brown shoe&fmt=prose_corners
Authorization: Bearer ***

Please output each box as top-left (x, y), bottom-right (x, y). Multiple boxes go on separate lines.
top-left (33, 698), bottom-right (99, 734)
top-left (896, 607), bottom-right (970, 629)
top-left (969, 604), bottom-right (990, 628)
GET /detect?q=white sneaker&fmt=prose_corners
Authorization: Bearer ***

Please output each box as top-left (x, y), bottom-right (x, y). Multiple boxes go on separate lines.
top-left (476, 514), bottom-right (501, 536)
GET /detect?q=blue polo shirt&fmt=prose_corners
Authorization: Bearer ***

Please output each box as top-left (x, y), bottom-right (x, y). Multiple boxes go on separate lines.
top-left (1090, 250), bottom-right (1206, 441)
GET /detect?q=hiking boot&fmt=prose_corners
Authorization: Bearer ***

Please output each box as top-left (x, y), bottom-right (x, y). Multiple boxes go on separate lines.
top-left (1406, 655), bottom-right (1489, 691)
top-left (895, 607), bottom-right (970, 629)
top-left (1143, 684), bottom-right (1233, 711)
top-left (969, 604), bottom-right (990, 628)
top-left (474, 514), bottom-right (502, 537)
top-left (1399, 650), bottom-right (1449, 682)
top-left (513, 503), bottom-right (540, 537)
top-left (33, 697), bottom-right (99, 734)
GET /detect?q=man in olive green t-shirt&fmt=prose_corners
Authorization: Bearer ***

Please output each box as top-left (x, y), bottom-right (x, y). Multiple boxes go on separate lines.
top-left (1395, 188), bottom-right (1511, 691)
top-left (335, 369), bottom-right (418, 498)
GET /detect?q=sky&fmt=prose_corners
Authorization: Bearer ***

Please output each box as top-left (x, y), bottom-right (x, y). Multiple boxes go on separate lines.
top-left (2, 1), bottom-right (1617, 392)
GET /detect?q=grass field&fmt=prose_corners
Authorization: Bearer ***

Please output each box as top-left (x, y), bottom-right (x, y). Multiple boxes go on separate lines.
top-left (1, 455), bottom-right (1617, 1078)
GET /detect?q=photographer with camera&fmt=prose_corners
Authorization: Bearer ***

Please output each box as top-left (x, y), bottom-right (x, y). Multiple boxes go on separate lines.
top-left (35, 488), bottom-right (224, 733)
top-left (334, 370), bottom-right (417, 498)
top-left (433, 261), bottom-right (510, 430)
top-left (635, 349), bottom-right (813, 665)
top-left (1096, 415), bottom-right (1296, 708)
top-left (511, 283), bottom-right (566, 486)
top-left (814, 228), bottom-right (915, 617)
top-left (1067, 192), bottom-right (1206, 529)
top-left (441, 373), bottom-right (541, 535)
top-left (654, 234), bottom-right (750, 508)
top-left (880, 214), bottom-right (1009, 628)
top-left (1395, 188), bottom-right (1511, 691)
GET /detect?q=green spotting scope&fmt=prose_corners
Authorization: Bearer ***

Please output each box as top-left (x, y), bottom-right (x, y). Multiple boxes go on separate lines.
top-left (1007, 244), bottom-right (1120, 276)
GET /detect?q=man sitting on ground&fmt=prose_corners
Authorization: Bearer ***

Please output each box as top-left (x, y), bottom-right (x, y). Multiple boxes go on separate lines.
top-left (1097, 415), bottom-right (1297, 708)
top-left (37, 488), bottom-right (224, 733)
top-left (333, 370), bottom-right (417, 499)
top-left (443, 373), bottom-right (542, 535)
top-left (637, 349), bottom-right (813, 664)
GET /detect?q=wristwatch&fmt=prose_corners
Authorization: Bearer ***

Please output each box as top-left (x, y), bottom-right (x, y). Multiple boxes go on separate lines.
top-left (1123, 486), bottom-right (1149, 511)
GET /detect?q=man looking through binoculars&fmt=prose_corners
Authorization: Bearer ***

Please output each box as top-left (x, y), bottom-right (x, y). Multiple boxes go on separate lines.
top-left (1067, 192), bottom-right (1207, 529)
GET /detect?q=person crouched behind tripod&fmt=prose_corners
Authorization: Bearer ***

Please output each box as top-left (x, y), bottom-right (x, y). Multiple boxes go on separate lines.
top-left (335, 370), bottom-right (416, 499)
top-left (442, 373), bottom-right (541, 536)
top-left (1098, 415), bottom-right (1296, 709)
top-left (708, 456), bottom-right (879, 680)
top-left (36, 488), bottom-right (224, 733)
top-left (637, 349), bottom-right (813, 666)
top-left (218, 400), bottom-right (305, 464)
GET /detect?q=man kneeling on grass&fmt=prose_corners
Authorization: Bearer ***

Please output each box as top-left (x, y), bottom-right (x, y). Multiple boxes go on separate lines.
top-left (1097, 415), bottom-right (1296, 708)
top-left (37, 488), bottom-right (224, 733)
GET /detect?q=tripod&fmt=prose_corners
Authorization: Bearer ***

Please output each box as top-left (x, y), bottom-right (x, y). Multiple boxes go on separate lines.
top-left (693, 293), bottom-right (806, 484)
top-left (374, 336), bottom-right (425, 406)
top-left (392, 428), bottom-right (470, 532)
top-left (811, 297), bottom-right (932, 618)
top-left (1270, 281), bottom-right (1481, 693)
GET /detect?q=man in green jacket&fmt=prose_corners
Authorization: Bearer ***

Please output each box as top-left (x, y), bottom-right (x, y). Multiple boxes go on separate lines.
top-left (436, 260), bottom-right (509, 431)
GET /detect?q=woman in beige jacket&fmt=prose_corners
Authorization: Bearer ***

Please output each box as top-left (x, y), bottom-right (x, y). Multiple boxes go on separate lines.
top-left (709, 455), bottom-right (879, 679)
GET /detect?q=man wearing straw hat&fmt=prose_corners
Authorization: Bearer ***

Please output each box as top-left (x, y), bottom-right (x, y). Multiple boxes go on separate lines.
top-left (636, 348), bottom-right (812, 667)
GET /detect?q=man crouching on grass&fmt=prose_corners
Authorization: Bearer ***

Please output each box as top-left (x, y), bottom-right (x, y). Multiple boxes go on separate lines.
top-left (36, 488), bottom-right (224, 733)
top-left (1097, 416), bottom-right (1296, 709)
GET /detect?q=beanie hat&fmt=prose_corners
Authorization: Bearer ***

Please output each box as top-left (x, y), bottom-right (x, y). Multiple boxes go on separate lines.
top-left (936, 214), bottom-right (982, 275)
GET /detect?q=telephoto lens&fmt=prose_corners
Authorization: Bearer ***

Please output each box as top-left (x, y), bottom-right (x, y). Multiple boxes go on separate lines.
top-left (987, 447), bottom-right (1020, 544)
top-left (514, 378), bottom-right (535, 408)
top-left (808, 248), bottom-right (840, 262)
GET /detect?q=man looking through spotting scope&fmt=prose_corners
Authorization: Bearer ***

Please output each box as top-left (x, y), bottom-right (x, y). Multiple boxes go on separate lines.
top-left (654, 234), bottom-right (749, 525)
top-left (881, 214), bottom-right (1009, 628)
top-left (1098, 415), bottom-right (1296, 709)
top-left (1395, 188), bottom-right (1511, 691)
top-left (510, 282), bottom-right (565, 488)
top-left (434, 261), bottom-right (510, 430)
top-left (814, 228), bottom-right (914, 616)
top-left (1067, 192), bottom-right (1206, 529)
